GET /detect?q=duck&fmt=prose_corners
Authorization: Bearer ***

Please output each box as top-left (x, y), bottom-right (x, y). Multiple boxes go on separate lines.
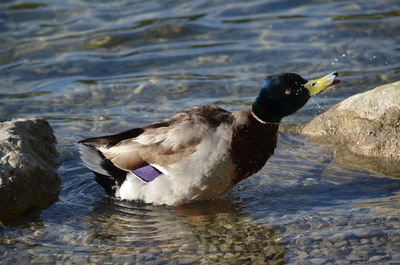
top-left (78, 72), bottom-right (340, 206)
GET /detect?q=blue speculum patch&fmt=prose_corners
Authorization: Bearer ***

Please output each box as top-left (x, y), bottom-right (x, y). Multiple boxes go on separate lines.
top-left (132, 165), bottom-right (162, 182)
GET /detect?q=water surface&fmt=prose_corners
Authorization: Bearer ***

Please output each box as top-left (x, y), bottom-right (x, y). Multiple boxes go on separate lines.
top-left (1, 0), bottom-right (400, 264)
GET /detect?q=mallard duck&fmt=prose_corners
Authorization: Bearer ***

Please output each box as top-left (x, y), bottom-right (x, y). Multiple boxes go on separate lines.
top-left (79, 72), bottom-right (339, 206)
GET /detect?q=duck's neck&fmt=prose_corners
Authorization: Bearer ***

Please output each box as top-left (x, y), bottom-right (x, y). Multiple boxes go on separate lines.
top-left (230, 108), bottom-right (280, 183)
top-left (251, 102), bottom-right (282, 124)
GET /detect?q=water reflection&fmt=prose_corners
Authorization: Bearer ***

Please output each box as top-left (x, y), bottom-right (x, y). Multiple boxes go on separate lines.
top-left (353, 191), bottom-right (400, 217)
top-left (85, 198), bottom-right (285, 263)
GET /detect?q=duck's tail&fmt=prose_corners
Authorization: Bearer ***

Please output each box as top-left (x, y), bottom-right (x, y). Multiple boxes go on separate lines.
top-left (78, 141), bottom-right (127, 194)
top-left (78, 128), bottom-right (145, 193)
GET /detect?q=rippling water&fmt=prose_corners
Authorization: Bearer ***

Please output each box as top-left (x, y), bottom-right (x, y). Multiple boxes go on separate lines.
top-left (1, 0), bottom-right (400, 264)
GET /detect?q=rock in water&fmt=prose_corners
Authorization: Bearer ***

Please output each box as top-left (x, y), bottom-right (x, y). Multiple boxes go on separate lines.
top-left (0, 118), bottom-right (60, 221)
top-left (302, 81), bottom-right (400, 172)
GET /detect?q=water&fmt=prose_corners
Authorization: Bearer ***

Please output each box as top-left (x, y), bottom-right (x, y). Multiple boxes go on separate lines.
top-left (1, 0), bottom-right (400, 263)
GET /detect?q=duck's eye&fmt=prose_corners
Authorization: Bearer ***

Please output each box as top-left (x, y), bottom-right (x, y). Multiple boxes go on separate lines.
top-left (284, 88), bottom-right (291, 95)
top-left (311, 82), bottom-right (316, 86)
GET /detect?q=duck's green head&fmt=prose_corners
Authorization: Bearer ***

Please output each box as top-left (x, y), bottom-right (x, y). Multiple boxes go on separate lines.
top-left (252, 72), bottom-right (340, 123)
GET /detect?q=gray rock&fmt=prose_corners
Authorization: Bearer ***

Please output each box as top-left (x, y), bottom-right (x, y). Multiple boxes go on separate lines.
top-left (0, 118), bottom-right (60, 220)
top-left (335, 260), bottom-right (350, 265)
top-left (302, 81), bottom-right (400, 175)
top-left (309, 258), bottom-right (326, 265)
top-left (346, 254), bottom-right (362, 261)
top-left (368, 255), bottom-right (386, 262)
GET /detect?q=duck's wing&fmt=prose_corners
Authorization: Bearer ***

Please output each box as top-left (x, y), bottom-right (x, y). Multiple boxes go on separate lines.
top-left (78, 105), bottom-right (232, 177)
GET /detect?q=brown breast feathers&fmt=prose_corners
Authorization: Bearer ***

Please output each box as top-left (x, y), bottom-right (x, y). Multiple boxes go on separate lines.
top-left (230, 108), bottom-right (279, 183)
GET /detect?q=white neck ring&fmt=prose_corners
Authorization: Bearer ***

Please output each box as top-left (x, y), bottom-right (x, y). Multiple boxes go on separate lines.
top-left (250, 110), bottom-right (267, 124)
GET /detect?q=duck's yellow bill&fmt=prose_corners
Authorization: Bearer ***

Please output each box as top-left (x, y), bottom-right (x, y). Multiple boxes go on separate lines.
top-left (304, 72), bottom-right (340, 96)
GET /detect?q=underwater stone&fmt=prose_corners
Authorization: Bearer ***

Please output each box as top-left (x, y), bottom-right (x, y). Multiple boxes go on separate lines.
top-left (0, 118), bottom-right (60, 221)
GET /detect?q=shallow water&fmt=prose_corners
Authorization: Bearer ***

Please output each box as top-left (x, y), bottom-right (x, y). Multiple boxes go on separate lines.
top-left (1, 0), bottom-right (400, 264)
